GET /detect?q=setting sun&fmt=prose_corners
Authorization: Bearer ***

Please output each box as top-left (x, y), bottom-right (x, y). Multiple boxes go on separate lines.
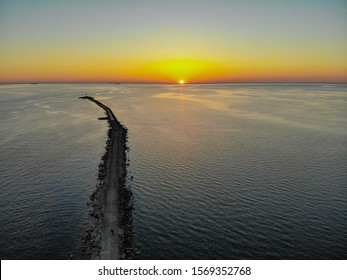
top-left (0, 1), bottom-right (346, 83)
top-left (179, 80), bottom-right (185, 84)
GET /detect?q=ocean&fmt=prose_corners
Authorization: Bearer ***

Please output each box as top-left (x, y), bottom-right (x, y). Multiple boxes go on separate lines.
top-left (0, 83), bottom-right (346, 259)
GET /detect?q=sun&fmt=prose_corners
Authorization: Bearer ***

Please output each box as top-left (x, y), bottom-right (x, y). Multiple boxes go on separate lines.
top-left (179, 80), bottom-right (185, 84)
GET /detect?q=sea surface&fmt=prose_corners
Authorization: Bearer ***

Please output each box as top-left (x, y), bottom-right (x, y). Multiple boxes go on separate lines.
top-left (0, 83), bottom-right (346, 259)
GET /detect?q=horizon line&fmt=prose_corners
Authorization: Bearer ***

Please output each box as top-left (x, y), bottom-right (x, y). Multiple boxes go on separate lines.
top-left (1, 81), bottom-right (347, 85)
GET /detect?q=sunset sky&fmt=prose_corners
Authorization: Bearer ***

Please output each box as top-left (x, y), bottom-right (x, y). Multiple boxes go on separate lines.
top-left (1, 0), bottom-right (346, 83)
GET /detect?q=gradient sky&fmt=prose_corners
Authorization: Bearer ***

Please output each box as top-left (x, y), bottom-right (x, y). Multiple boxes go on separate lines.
top-left (1, 0), bottom-right (346, 83)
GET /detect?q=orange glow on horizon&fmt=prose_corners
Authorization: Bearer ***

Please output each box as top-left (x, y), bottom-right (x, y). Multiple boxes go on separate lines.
top-left (123, 58), bottom-right (229, 84)
top-left (1, 51), bottom-right (346, 83)
top-left (1, 1), bottom-right (347, 84)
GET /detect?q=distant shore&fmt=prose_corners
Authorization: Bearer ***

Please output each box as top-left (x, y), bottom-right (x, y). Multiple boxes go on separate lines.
top-left (78, 95), bottom-right (134, 259)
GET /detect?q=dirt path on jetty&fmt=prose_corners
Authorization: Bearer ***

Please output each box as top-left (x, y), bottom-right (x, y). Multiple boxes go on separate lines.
top-left (79, 96), bottom-right (126, 260)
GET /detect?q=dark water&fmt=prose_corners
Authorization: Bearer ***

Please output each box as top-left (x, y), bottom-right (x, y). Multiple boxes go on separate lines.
top-left (0, 84), bottom-right (107, 259)
top-left (0, 83), bottom-right (346, 259)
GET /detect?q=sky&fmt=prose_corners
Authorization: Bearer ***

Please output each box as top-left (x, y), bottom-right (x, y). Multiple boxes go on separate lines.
top-left (0, 0), bottom-right (346, 83)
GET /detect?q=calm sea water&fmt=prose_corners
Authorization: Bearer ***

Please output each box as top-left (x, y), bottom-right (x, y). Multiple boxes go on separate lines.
top-left (0, 83), bottom-right (346, 259)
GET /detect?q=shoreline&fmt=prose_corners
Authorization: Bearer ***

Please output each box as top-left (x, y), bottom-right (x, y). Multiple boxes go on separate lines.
top-left (78, 95), bottom-right (134, 259)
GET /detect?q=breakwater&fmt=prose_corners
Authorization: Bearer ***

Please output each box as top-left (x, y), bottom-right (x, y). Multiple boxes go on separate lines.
top-left (78, 95), bottom-right (135, 259)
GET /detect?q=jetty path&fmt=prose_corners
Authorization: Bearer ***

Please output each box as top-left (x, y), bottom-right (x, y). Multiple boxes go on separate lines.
top-left (79, 95), bottom-right (125, 259)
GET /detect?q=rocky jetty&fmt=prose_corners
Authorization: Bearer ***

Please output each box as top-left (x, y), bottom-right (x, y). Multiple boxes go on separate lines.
top-left (78, 95), bottom-right (135, 259)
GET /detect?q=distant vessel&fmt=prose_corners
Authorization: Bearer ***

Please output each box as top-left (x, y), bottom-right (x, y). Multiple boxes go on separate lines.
top-left (30, 82), bottom-right (37, 84)
top-left (114, 82), bottom-right (120, 84)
